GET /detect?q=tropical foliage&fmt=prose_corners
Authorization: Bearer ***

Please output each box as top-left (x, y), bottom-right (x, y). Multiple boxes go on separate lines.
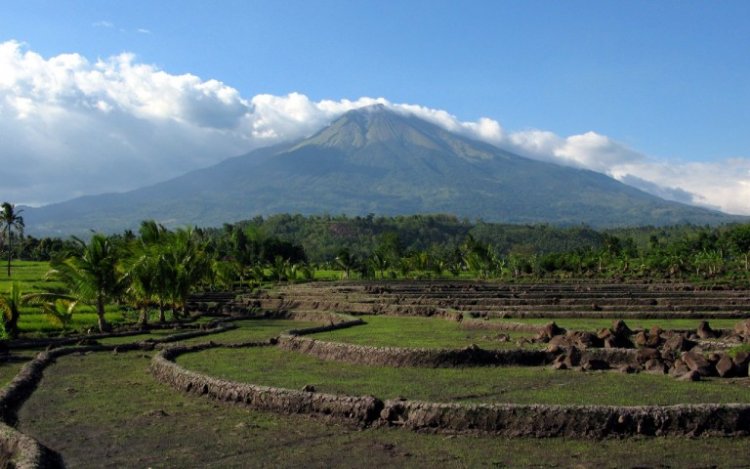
top-left (0, 202), bottom-right (24, 277)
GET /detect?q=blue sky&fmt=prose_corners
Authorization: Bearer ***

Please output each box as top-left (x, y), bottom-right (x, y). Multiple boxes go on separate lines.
top-left (1, 0), bottom-right (749, 212)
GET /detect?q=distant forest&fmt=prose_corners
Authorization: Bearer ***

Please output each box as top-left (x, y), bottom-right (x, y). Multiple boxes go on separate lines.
top-left (11, 214), bottom-right (750, 283)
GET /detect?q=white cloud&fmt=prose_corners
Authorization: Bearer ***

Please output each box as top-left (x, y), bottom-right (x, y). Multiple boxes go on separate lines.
top-left (1, 40), bottom-right (749, 216)
top-left (92, 21), bottom-right (114, 28)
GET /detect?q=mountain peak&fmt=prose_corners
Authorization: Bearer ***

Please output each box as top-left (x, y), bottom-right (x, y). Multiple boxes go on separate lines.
top-left (300, 104), bottom-right (459, 155)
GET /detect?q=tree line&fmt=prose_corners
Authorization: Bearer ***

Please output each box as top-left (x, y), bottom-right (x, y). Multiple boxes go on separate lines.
top-left (3, 210), bottom-right (750, 337)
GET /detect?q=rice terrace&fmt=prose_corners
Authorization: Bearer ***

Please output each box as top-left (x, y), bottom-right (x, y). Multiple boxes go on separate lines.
top-left (2, 251), bottom-right (750, 467)
top-left (4, 3), bottom-right (750, 467)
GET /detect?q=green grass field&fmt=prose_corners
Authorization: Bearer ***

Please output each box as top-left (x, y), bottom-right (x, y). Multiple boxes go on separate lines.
top-left (178, 346), bottom-right (750, 406)
top-left (176, 319), bottom-right (322, 345)
top-left (310, 315), bottom-right (535, 349)
top-left (15, 347), bottom-right (750, 468)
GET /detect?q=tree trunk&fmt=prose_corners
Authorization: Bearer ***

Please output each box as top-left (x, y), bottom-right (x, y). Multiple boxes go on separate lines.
top-left (97, 296), bottom-right (111, 332)
top-left (158, 301), bottom-right (166, 323)
top-left (6, 307), bottom-right (19, 339)
top-left (138, 308), bottom-right (149, 329)
top-left (6, 230), bottom-right (11, 278)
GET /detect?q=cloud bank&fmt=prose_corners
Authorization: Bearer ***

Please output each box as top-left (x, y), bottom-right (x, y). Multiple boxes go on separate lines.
top-left (1, 40), bottom-right (748, 215)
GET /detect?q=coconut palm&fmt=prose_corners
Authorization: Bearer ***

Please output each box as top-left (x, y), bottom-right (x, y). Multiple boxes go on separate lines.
top-left (0, 283), bottom-right (23, 338)
top-left (164, 227), bottom-right (211, 318)
top-left (46, 234), bottom-right (125, 332)
top-left (0, 202), bottom-right (24, 277)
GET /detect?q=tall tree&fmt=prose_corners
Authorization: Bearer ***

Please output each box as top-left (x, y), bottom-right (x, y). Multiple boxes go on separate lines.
top-left (0, 283), bottom-right (23, 338)
top-left (0, 203), bottom-right (24, 277)
top-left (47, 234), bottom-right (125, 332)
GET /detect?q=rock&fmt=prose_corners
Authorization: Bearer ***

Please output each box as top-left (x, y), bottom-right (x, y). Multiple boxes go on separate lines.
top-left (634, 331), bottom-right (649, 347)
top-left (548, 335), bottom-right (572, 348)
top-left (582, 358), bottom-right (610, 371)
top-left (677, 370), bottom-right (701, 381)
top-left (670, 358), bottom-right (690, 377)
top-left (732, 351), bottom-right (750, 376)
top-left (597, 328), bottom-right (612, 340)
top-left (662, 334), bottom-right (696, 355)
top-left (697, 321), bottom-right (717, 339)
top-left (567, 331), bottom-right (601, 349)
top-left (715, 354), bottom-right (736, 378)
top-left (563, 348), bottom-right (581, 368)
top-left (541, 322), bottom-right (565, 340)
top-left (733, 319), bottom-right (750, 337)
top-left (604, 335), bottom-right (634, 349)
top-left (612, 320), bottom-right (633, 337)
top-left (643, 358), bottom-right (667, 374)
top-left (551, 353), bottom-right (569, 370)
top-left (647, 326), bottom-right (664, 347)
top-left (636, 347), bottom-right (660, 364)
top-left (302, 384), bottom-right (316, 392)
top-left (682, 350), bottom-right (715, 377)
top-left (618, 364), bottom-right (639, 374)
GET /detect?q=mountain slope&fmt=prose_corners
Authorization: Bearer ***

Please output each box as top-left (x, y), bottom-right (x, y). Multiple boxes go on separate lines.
top-left (24, 105), bottom-right (741, 236)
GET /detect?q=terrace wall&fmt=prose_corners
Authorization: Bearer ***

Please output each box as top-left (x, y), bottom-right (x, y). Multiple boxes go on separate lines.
top-left (152, 344), bottom-right (750, 438)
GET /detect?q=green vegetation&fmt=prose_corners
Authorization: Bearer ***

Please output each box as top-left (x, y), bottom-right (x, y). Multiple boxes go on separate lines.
top-left (0, 202), bottom-right (24, 277)
top-left (177, 319), bottom-right (321, 345)
top-left (18, 350), bottom-right (750, 468)
top-left (178, 346), bottom-right (750, 405)
top-left (310, 316), bottom-right (534, 349)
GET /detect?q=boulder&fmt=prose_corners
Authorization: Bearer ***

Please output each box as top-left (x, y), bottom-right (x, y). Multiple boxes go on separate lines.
top-left (618, 364), bottom-right (639, 374)
top-left (635, 347), bottom-right (660, 364)
top-left (647, 326), bottom-right (664, 347)
top-left (677, 370), bottom-right (701, 381)
top-left (541, 322), bottom-right (565, 340)
top-left (662, 334), bottom-right (696, 355)
top-left (669, 358), bottom-right (690, 377)
top-left (643, 358), bottom-right (667, 374)
top-left (715, 354), bottom-right (736, 378)
top-left (551, 354), bottom-right (567, 370)
top-left (548, 335), bottom-right (572, 348)
top-left (582, 358), bottom-right (610, 371)
top-left (682, 350), bottom-right (715, 377)
top-left (634, 331), bottom-right (649, 347)
top-left (697, 321), bottom-right (717, 339)
top-left (603, 335), bottom-right (634, 349)
top-left (567, 331), bottom-right (602, 349)
top-left (612, 320), bottom-right (633, 337)
top-left (563, 348), bottom-right (581, 368)
top-left (732, 351), bottom-right (750, 376)
top-left (733, 319), bottom-right (750, 337)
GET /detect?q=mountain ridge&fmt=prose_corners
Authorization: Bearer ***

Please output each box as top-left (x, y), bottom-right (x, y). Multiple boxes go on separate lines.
top-left (23, 106), bottom-right (743, 236)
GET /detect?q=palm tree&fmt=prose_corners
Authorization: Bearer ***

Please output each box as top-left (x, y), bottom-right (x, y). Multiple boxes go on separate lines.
top-left (335, 248), bottom-right (357, 280)
top-left (47, 234), bottom-right (125, 332)
top-left (164, 227), bottom-right (211, 318)
top-left (0, 203), bottom-right (24, 277)
top-left (0, 283), bottom-right (23, 338)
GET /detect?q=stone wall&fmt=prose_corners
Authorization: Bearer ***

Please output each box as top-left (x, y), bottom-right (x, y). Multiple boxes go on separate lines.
top-left (151, 344), bottom-right (382, 425)
top-left (278, 336), bottom-right (553, 367)
top-left (0, 321), bottom-right (235, 468)
top-left (380, 399), bottom-right (750, 437)
top-left (152, 344), bottom-right (750, 438)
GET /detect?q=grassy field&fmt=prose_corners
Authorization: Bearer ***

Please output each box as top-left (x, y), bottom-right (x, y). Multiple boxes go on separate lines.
top-left (176, 319), bottom-right (322, 345)
top-left (178, 346), bottom-right (750, 406)
top-left (16, 345), bottom-right (750, 467)
top-left (0, 260), bottom-right (136, 335)
top-left (310, 315), bottom-right (535, 349)
top-left (488, 317), bottom-right (744, 331)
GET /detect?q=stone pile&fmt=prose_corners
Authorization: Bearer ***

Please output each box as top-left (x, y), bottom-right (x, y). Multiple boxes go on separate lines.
top-left (542, 319), bottom-right (750, 380)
